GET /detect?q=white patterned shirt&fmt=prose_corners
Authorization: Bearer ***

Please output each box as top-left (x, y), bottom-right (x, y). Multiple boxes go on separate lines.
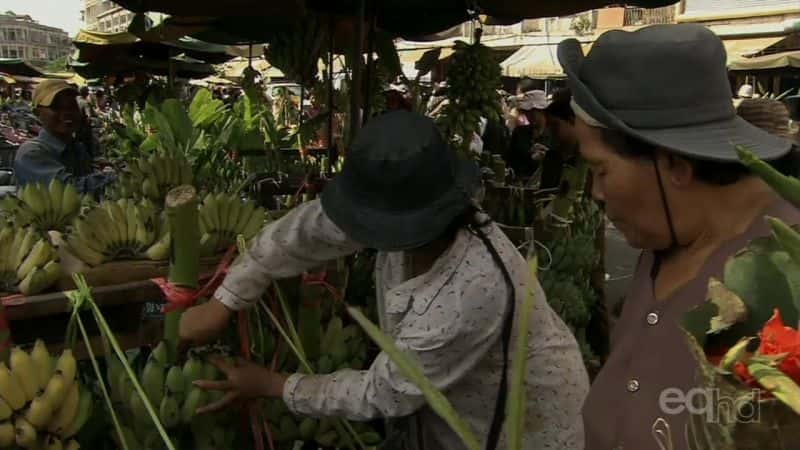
top-left (215, 200), bottom-right (589, 450)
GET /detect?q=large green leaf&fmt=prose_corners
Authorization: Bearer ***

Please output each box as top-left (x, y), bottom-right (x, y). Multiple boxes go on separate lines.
top-left (747, 363), bottom-right (800, 414)
top-left (143, 102), bottom-right (176, 151)
top-left (723, 242), bottom-right (800, 337)
top-left (188, 88), bottom-right (226, 129)
top-left (160, 99), bottom-right (194, 149)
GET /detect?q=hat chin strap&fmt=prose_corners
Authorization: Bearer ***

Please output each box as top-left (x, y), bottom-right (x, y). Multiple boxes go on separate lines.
top-left (651, 153), bottom-right (679, 279)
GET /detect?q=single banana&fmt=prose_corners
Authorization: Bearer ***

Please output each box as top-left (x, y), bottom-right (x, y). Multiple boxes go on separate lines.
top-left (181, 357), bottom-right (203, 393)
top-left (61, 387), bottom-right (92, 439)
top-left (65, 233), bottom-right (105, 267)
top-left (0, 362), bottom-right (26, 410)
top-left (128, 390), bottom-right (148, 424)
top-left (73, 217), bottom-right (106, 255)
top-left (41, 374), bottom-right (68, 410)
top-left (25, 394), bottom-right (55, 429)
top-left (48, 381), bottom-right (79, 434)
top-left (54, 350), bottom-right (77, 387)
top-left (13, 227), bottom-right (37, 271)
top-left (215, 193), bottom-right (230, 234)
top-left (159, 394), bottom-right (180, 428)
top-left (200, 193), bottom-right (220, 232)
top-left (20, 183), bottom-right (47, 217)
top-left (60, 183), bottom-right (80, 219)
top-left (241, 207), bottom-right (266, 240)
top-left (44, 435), bottom-right (64, 450)
top-left (0, 398), bottom-right (11, 421)
top-left (144, 233), bottom-right (170, 261)
top-left (10, 347), bottom-right (39, 401)
top-left (164, 366), bottom-right (184, 397)
top-left (0, 420), bottom-right (13, 447)
top-left (42, 260), bottom-right (61, 287)
top-left (141, 359), bottom-right (164, 406)
top-left (103, 201), bottom-right (127, 245)
top-left (14, 417), bottom-right (37, 448)
top-left (142, 177), bottom-right (160, 200)
top-left (48, 179), bottom-right (64, 223)
top-left (223, 197), bottom-right (240, 235)
top-left (180, 387), bottom-right (207, 424)
top-left (31, 340), bottom-right (53, 391)
top-left (125, 200), bottom-right (139, 244)
top-left (16, 239), bottom-right (52, 281)
top-left (233, 200), bottom-right (256, 234)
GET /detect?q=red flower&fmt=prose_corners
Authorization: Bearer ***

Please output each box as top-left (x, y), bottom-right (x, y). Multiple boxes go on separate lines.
top-left (734, 309), bottom-right (800, 385)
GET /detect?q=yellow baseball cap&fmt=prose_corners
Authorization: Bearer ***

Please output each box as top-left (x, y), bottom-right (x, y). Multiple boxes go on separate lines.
top-left (32, 79), bottom-right (77, 108)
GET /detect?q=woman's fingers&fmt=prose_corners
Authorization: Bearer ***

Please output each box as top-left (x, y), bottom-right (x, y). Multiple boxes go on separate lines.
top-left (193, 379), bottom-right (233, 392)
top-left (197, 391), bottom-right (239, 414)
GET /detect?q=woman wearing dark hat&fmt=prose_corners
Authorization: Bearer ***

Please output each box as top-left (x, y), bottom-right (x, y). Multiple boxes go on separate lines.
top-left (557, 24), bottom-right (800, 449)
top-left (179, 110), bottom-right (589, 450)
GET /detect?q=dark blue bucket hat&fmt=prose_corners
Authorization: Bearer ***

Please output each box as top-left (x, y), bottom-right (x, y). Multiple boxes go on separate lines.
top-left (321, 111), bottom-right (480, 251)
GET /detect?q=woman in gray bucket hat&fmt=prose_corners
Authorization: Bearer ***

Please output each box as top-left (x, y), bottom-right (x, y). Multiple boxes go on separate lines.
top-left (179, 110), bottom-right (589, 450)
top-left (558, 23), bottom-right (800, 449)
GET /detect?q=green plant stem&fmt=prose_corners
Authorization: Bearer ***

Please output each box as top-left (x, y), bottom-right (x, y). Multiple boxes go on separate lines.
top-left (74, 313), bottom-right (130, 450)
top-left (89, 300), bottom-right (177, 450)
top-left (274, 283), bottom-right (306, 361)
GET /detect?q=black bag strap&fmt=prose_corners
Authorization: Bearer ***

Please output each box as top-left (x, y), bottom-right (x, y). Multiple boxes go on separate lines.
top-left (472, 224), bottom-right (516, 450)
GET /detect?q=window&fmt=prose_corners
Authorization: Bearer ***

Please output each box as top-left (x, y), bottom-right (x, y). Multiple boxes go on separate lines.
top-left (8, 30), bottom-right (15, 41)
top-left (8, 48), bottom-right (17, 58)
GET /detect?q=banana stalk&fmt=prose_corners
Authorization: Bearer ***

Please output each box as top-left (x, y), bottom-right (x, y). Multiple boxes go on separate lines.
top-left (164, 186), bottom-right (200, 364)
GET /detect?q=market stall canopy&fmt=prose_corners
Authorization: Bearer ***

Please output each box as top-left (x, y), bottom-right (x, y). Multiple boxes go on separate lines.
top-left (189, 75), bottom-right (235, 86)
top-left (73, 30), bottom-right (238, 65)
top-left (729, 50), bottom-right (800, 71)
top-left (220, 57), bottom-right (285, 81)
top-left (43, 72), bottom-right (87, 87)
top-left (0, 73), bottom-right (15, 84)
top-left (111, 0), bottom-right (678, 37)
top-left (722, 36), bottom-right (787, 64)
top-left (501, 41), bottom-right (594, 79)
top-left (0, 59), bottom-right (44, 78)
top-left (70, 56), bottom-right (215, 79)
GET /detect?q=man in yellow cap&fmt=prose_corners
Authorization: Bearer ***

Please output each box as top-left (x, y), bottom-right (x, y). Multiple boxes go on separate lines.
top-left (14, 79), bottom-right (113, 196)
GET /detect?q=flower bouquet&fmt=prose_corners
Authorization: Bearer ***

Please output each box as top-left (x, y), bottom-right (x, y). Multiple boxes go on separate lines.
top-left (674, 147), bottom-right (800, 450)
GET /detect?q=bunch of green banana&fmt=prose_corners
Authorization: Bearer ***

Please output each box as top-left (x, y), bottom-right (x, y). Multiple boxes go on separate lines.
top-left (263, 14), bottom-right (326, 85)
top-left (109, 155), bottom-right (193, 203)
top-left (64, 198), bottom-right (170, 266)
top-left (0, 180), bottom-right (84, 232)
top-left (0, 342), bottom-right (89, 449)
top-left (263, 398), bottom-right (381, 448)
top-left (263, 312), bottom-right (378, 448)
top-left (198, 192), bottom-right (266, 256)
top-left (437, 40), bottom-right (503, 154)
top-left (0, 223), bottom-right (60, 295)
top-left (106, 342), bottom-right (233, 449)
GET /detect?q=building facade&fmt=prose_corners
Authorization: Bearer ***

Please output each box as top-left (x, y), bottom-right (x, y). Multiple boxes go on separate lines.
top-left (0, 11), bottom-right (71, 66)
top-left (82, 0), bottom-right (137, 33)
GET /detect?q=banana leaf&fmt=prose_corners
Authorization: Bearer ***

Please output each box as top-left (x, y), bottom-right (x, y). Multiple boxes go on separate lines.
top-left (143, 102), bottom-right (177, 151)
top-left (374, 31), bottom-right (402, 79)
top-left (188, 88), bottom-right (227, 129)
top-left (160, 99), bottom-right (194, 149)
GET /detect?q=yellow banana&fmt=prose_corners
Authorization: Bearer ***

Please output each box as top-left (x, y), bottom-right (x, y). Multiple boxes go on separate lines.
top-left (0, 362), bottom-right (27, 410)
top-left (13, 227), bottom-right (36, 271)
top-left (65, 233), bottom-right (105, 267)
top-left (0, 420), bottom-right (13, 447)
top-left (60, 183), bottom-right (80, 219)
top-left (16, 238), bottom-right (51, 280)
top-left (25, 394), bottom-right (55, 429)
top-left (31, 339), bottom-right (53, 391)
top-left (10, 347), bottom-right (39, 401)
top-left (48, 381), bottom-right (79, 434)
top-left (61, 387), bottom-right (92, 439)
top-left (18, 266), bottom-right (52, 296)
top-left (42, 373), bottom-right (68, 408)
top-left (0, 398), bottom-right (11, 420)
top-left (54, 350), bottom-right (77, 386)
top-left (14, 417), bottom-right (37, 448)
top-left (48, 179), bottom-right (64, 222)
top-left (44, 435), bottom-right (64, 450)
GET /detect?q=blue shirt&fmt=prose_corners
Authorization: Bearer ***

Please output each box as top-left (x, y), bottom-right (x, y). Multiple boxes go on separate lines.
top-left (14, 129), bottom-right (114, 196)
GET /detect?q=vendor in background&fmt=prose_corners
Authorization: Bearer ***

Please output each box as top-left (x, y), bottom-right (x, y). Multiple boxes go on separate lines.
top-left (384, 84), bottom-right (412, 112)
top-left (14, 80), bottom-right (114, 196)
top-left (558, 24), bottom-right (800, 450)
top-left (179, 110), bottom-right (589, 450)
top-left (737, 97), bottom-right (798, 144)
top-left (93, 88), bottom-right (108, 115)
top-left (538, 88), bottom-right (580, 191)
top-left (506, 90), bottom-right (549, 179)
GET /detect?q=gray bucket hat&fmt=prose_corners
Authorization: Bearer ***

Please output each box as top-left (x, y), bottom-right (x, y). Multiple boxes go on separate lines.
top-left (557, 24), bottom-right (793, 162)
top-left (321, 110), bottom-right (480, 251)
